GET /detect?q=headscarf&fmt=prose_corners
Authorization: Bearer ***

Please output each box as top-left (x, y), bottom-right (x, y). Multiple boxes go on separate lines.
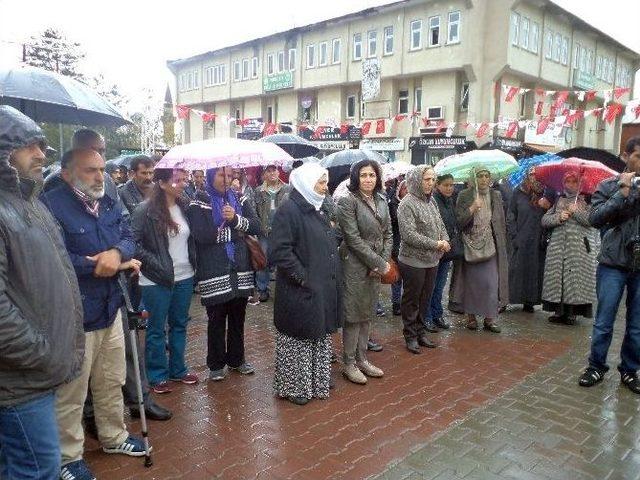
top-left (204, 167), bottom-right (243, 261)
top-left (520, 167), bottom-right (544, 206)
top-left (562, 170), bottom-right (580, 199)
top-left (290, 162), bottom-right (328, 211)
top-left (404, 165), bottom-right (434, 202)
top-left (470, 164), bottom-right (492, 196)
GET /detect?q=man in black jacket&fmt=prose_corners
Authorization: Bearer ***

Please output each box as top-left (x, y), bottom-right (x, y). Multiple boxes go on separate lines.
top-left (119, 155), bottom-right (154, 214)
top-left (579, 136), bottom-right (640, 394)
top-left (0, 106), bottom-right (85, 479)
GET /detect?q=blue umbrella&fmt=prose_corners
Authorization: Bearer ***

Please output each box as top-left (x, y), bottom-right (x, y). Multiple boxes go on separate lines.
top-left (507, 153), bottom-right (562, 188)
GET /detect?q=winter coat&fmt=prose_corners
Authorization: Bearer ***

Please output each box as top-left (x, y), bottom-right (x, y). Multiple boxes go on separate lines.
top-left (131, 198), bottom-right (196, 288)
top-left (389, 192), bottom-right (401, 260)
top-left (43, 182), bottom-right (136, 332)
top-left (542, 196), bottom-right (596, 306)
top-left (589, 176), bottom-right (640, 271)
top-left (336, 190), bottom-right (393, 324)
top-left (433, 189), bottom-right (463, 261)
top-left (119, 179), bottom-right (146, 215)
top-left (187, 191), bottom-right (261, 306)
top-left (507, 188), bottom-right (546, 305)
top-left (0, 106), bottom-right (84, 407)
top-left (269, 190), bottom-right (343, 339)
top-left (450, 187), bottom-right (509, 308)
top-left (397, 166), bottom-right (449, 268)
top-left (254, 180), bottom-right (292, 237)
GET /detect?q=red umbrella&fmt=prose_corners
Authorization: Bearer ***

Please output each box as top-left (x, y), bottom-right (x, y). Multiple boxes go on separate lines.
top-left (532, 157), bottom-right (618, 195)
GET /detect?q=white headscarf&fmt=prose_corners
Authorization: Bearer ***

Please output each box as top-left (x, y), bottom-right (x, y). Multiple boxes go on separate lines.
top-left (290, 163), bottom-right (328, 211)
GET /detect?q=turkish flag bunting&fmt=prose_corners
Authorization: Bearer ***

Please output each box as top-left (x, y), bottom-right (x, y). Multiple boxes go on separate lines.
top-left (553, 91), bottom-right (569, 110)
top-left (536, 117), bottom-right (551, 135)
top-left (461, 122), bottom-right (470, 129)
top-left (434, 120), bottom-right (447, 134)
top-left (339, 124), bottom-right (349, 135)
top-left (535, 101), bottom-right (544, 116)
top-left (614, 87), bottom-right (631, 100)
top-left (394, 114), bottom-right (407, 122)
top-left (376, 119), bottom-right (386, 134)
top-left (505, 86), bottom-right (520, 102)
top-left (421, 117), bottom-right (430, 127)
top-left (361, 122), bottom-right (371, 135)
top-left (176, 105), bottom-right (190, 120)
top-left (239, 118), bottom-right (251, 127)
top-left (201, 112), bottom-right (216, 123)
top-left (634, 104), bottom-right (640, 120)
top-left (604, 103), bottom-right (624, 124)
top-left (263, 123), bottom-right (277, 136)
top-left (534, 88), bottom-right (546, 97)
top-left (505, 121), bottom-right (519, 138)
top-left (475, 122), bottom-right (490, 138)
top-left (584, 90), bottom-right (597, 102)
top-left (549, 104), bottom-right (558, 117)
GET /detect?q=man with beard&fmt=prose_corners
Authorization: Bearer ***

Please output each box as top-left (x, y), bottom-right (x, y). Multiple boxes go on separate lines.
top-left (0, 106), bottom-right (85, 479)
top-left (43, 148), bottom-right (150, 480)
top-left (119, 155), bottom-right (155, 214)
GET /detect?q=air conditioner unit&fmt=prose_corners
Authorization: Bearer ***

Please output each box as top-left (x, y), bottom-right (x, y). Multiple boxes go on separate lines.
top-left (426, 106), bottom-right (444, 120)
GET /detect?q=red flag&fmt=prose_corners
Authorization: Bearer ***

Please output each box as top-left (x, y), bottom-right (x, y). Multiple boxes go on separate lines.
top-left (584, 90), bottom-right (597, 102)
top-left (263, 123), bottom-right (277, 136)
top-left (339, 124), bottom-right (349, 135)
top-left (312, 126), bottom-right (325, 139)
top-left (394, 114), bottom-right (407, 122)
top-left (634, 104), bottom-right (640, 120)
top-left (375, 119), bottom-right (386, 134)
top-left (201, 112), bottom-right (216, 123)
top-left (561, 108), bottom-right (570, 117)
top-left (176, 105), bottom-right (190, 120)
top-left (475, 122), bottom-right (490, 138)
top-left (614, 87), bottom-right (631, 100)
top-left (505, 121), bottom-right (518, 138)
top-left (504, 86), bottom-right (520, 103)
top-left (535, 101), bottom-right (544, 116)
top-left (549, 104), bottom-right (557, 118)
top-left (461, 122), bottom-right (470, 129)
top-left (421, 117), bottom-right (430, 128)
top-left (434, 120), bottom-right (447, 134)
top-left (361, 122), bottom-right (371, 135)
top-left (535, 88), bottom-right (545, 97)
top-left (553, 91), bottom-right (570, 111)
top-left (604, 103), bottom-right (624, 124)
top-left (591, 108), bottom-right (603, 118)
top-left (239, 118), bottom-right (250, 127)
top-left (536, 117), bottom-right (551, 135)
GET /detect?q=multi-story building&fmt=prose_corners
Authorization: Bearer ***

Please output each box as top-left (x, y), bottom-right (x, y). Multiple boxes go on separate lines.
top-left (168, 0), bottom-right (639, 164)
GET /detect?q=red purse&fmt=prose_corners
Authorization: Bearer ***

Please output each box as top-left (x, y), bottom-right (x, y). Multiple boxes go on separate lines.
top-left (380, 259), bottom-right (400, 284)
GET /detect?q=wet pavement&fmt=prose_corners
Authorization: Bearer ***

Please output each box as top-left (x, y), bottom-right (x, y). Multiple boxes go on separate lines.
top-left (84, 287), bottom-right (640, 480)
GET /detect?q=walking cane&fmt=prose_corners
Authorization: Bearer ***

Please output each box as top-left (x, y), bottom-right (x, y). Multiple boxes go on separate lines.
top-left (116, 271), bottom-right (153, 468)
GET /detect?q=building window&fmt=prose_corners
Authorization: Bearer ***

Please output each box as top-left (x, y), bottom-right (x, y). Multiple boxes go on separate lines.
top-left (267, 54), bottom-right (275, 76)
top-left (530, 22), bottom-right (539, 53)
top-left (398, 89), bottom-right (409, 114)
top-left (414, 87), bottom-right (422, 113)
top-left (544, 30), bottom-right (553, 59)
top-left (306, 44), bottom-right (316, 68)
top-left (332, 38), bottom-right (341, 64)
top-left (460, 82), bottom-right (469, 111)
top-left (242, 59), bottom-right (249, 80)
top-left (353, 33), bottom-right (362, 60)
top-left (608, 59), bottom-right (614, 83)
top-left (251, 57), bottom-right (258, 78)
top-left (511, 13), bottom-right (520, 46)
top-left (553, 32), bottom-right (561, 62)
top-left (233, 61), bottom-right (240, 81)
top-left (587, 49), bottom-right (594, 73)
top-left (448, 11), bottom-right (460, 44)
top-left (319, 42), bottom-right (328, 66)
top-left (205, 67), bottom-right (213, 87)
top-left (367, 30), bottom-right (377, 57)
top-left (288, 48), bottom-right (296, 71)
top-left (428, 16), bottom-right (440, 47)
top-left (346, 95), bottom-right (356, 118)
top-left (179, 74), bottom-right (185, 92)
top-left (595, 55), bottom-right (602, 79)
top-left (573, 44), bottom-right (580, 69)
top-left (383, 26), bottom-right (394, 55)
top-left (579, 45), bottom-right (587, 71)
top-left (267, 106), bottom-right (273, 124)
top-left (520, 17), bottom-right (529, 50)
top-left (276, 51), bottom-right (284, 73)
top-left (560, 37), bottom-right (569, 65)
top-left (410, 20), bottom-right (422, 50)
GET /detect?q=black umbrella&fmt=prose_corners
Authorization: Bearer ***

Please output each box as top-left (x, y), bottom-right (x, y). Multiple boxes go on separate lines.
top-left (558, 147), bottom-right (625, 173)
top-left (260, 133), bottom-right (320, 159)
top-left (320, 148), bottom-right (388, 169)
top-left (0, 65), bottom-right (130, 127)
top-left (106, 154), bottom-right (138, 170)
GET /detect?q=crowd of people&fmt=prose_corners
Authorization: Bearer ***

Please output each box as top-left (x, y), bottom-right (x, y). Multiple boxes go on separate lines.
top-left (2, 101), bottom-right (640, 480)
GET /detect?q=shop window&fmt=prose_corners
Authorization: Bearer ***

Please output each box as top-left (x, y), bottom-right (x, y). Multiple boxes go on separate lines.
top-left (398, 89), bottom-right (409, 114)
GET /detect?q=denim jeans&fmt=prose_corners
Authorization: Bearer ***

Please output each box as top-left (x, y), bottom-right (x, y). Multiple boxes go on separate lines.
top-left (424, 260), bottom-right (451, 323)
top-left (391, 278), bottom-right (403, 305)
top-left (255, 236), bottom-right (271, 294)
top-left (0, 392), bottom-right (60, 479)
top-left (141, 277), bottom-right (194, 385)
top-left (588, 264), bottom-right (640, 374)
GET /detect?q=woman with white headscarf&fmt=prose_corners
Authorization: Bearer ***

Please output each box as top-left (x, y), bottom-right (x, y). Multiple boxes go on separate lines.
top-left (268, 163), bottom-right (343, 405)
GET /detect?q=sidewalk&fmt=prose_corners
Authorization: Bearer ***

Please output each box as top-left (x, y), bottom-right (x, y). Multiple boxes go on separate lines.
top-left (84, 292), bottom-right (639, 479)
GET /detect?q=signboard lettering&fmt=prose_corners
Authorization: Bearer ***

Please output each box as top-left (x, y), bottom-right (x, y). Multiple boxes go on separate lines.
top-left (263, 71), bottom-right (294, 92)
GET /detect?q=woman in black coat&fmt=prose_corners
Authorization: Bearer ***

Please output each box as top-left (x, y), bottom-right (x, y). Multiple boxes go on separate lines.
top-left (269, 163), bottom-right (343, 405)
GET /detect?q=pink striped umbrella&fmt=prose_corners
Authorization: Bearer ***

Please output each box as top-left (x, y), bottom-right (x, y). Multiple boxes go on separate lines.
top-left (154, 138), bottom-right (293, 170)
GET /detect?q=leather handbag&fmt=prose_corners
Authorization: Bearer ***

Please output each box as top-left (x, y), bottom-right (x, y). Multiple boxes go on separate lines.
top-left (462, 229), bottom-right (496, 263)
top-left (243, 234), bottom-right (267, 271)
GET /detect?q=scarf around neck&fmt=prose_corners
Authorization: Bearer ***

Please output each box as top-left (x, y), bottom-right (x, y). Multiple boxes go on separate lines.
top-left (205, 168), bottom-right (243, 261)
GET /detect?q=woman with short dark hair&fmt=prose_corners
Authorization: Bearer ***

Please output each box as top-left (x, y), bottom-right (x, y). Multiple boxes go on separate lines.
top-left (336, 159), bottom-right (392, 385)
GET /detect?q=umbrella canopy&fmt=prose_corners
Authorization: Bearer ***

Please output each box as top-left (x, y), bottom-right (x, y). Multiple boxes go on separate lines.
top-left (558, 147), bottom-right (625, 173)
top-left (106, 154), bottom-right (138, 170)
top-left (533, 157), bottom-right (618, 195)
top-left (507, 153), bottom-right (562, 188)
top-left (434, 149), bottom-right (518, 182)
top-left (0, 65), bottom-right (130, 127)
top-left (319, 148), bottom-right (388, 169)
top-left (382, 161), bottom-right (413, 182)
top-left (259, 133), bottom-right (320, 159)
top-left (155, 138), bottom-right (293, 170)
top-left (332, 178), bottom-right (350, 201)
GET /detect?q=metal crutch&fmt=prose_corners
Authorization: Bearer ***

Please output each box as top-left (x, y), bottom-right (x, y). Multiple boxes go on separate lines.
top-left (117, 271), bottom-right (153, 467)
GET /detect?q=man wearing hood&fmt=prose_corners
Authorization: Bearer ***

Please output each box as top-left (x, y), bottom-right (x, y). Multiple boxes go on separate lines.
top-left (0, 106), bottom-right (85, 479)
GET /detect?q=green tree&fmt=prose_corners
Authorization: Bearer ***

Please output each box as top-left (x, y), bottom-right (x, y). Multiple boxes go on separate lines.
top-left (24, 28), bottom-right (86, 82)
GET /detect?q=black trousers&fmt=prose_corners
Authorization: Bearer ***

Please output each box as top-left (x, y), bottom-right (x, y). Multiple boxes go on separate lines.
top-left (206, 297), bottom-right (248, 370)
top-left (399, 261), bottom-right (438, 341)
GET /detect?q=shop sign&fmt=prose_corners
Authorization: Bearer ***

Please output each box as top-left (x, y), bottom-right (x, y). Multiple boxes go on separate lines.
top-left (299, 126), bottom-right (362, 141)
top-left (408, 136), bottom-right (466, 150)
top-left (494, 137), bottom-right (523, 151)
top-left (573, 70), bottom-right (596, 91)
top-left (263, 71), bottom-right (293, 92)
top-left (315, 140), bottom-right (349, 150)
top-left (360, 138), bottom-right (405, 151)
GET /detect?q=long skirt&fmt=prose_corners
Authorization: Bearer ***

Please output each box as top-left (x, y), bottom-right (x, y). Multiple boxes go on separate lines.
top-left (461, 256), bottom-right (499, 318)
top-left (273, 332), bottom-right (331, 400)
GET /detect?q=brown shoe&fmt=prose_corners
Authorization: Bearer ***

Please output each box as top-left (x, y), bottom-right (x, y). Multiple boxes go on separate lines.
top-left (418, 335), bottom-right (437, 348)
top-left (466, 320), bottom-right (479, 330)
top-left (356, 361), bottom-right (384, 378)
top-left (483, 321), bottom-right (501, 333)
top-left (342, 364), bottom-right (367, 384)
